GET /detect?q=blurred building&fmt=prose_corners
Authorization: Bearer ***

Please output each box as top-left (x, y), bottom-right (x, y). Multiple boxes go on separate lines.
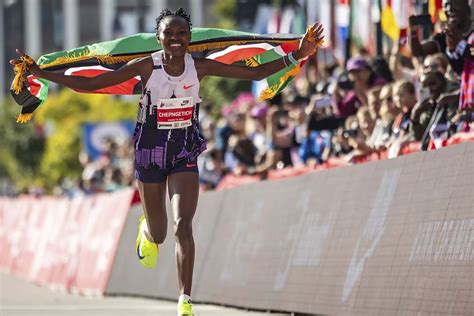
top-left (1, 0), bottom-right (216, 101)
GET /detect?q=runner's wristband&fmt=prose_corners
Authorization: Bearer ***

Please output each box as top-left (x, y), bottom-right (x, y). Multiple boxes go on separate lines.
top-left (287, 52), bottom-right (299, 65)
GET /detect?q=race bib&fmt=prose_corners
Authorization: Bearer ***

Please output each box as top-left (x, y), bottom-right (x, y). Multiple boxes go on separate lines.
top-left (156, 97), bottom-right (194, 129)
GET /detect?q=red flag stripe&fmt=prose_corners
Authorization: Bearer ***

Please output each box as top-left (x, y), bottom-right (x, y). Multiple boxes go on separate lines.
top-left (67, 68), bottom-right (139, 94)
top-left (207, 43), bottom-right (290, 63)
top-left (27, 76), bottom-right (41, 97)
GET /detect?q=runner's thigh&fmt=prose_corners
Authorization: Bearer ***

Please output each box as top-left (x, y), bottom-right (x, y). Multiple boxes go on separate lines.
top-left (137, 180), bottom-right (168, 240)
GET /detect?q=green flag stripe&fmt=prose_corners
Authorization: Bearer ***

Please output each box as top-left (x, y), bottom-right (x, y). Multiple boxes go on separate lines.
top-left (37, 28), bottom-right (302, 65)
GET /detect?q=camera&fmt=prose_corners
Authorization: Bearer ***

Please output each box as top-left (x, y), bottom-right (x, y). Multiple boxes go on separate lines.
top-left (409, 14), bottom-right (432, 27)
top-left (343, 129), bottom-right (358, 138)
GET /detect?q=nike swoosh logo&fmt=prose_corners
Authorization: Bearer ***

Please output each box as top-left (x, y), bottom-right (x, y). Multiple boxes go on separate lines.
top-left (183, 84), bottom-right (195, 90)
top-left (186, 163), bottom-right (197, 168)
top-left (136, 236), bottom-right (145, 260)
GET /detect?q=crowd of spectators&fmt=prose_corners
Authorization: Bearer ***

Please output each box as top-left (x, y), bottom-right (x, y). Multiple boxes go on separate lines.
top-left (74, 1), bottom-right (473, 193)
top-left (196, 1), bottom-right (473, 190)
top-left (61, 138), bottom-right (135, 196)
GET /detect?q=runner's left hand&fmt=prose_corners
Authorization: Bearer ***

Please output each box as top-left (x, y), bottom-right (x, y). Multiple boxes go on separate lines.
top-left (294, 23), bottom-right (324, 60)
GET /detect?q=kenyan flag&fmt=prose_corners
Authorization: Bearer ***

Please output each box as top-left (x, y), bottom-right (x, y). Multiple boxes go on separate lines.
top-left (11, 28), bottom-right (319, 123)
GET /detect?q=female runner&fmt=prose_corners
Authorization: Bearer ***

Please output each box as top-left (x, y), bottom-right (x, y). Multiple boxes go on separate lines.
top-left (10, 8), bottom-right (324, 316)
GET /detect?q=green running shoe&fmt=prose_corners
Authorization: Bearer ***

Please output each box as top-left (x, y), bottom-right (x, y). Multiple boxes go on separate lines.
top-left (178, 299), bottom-right (194, 316)
top-left (135, 215), bottom-right (158, 269)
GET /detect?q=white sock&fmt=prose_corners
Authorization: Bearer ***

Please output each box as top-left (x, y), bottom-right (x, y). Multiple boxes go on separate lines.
top-left (178, 294), bottom-right (192, 304)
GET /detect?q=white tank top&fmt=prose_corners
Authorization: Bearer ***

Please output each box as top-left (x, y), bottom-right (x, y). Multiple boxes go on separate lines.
top-left (134, 51), bottom-right (207, 169)
top-left (141, 51), bottom-right (201, 105)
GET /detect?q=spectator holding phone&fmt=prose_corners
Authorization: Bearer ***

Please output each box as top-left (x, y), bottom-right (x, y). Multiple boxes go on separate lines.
top-left (410, 0), bottom-right (473, 123)
top-left (307, 94), bottom-right (343, 131)
top-left (409, 0), bottom-right (472, 76)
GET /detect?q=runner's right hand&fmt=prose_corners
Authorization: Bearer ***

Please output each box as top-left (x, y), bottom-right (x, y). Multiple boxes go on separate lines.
top-left (9, 49), bottom-right (42, 77)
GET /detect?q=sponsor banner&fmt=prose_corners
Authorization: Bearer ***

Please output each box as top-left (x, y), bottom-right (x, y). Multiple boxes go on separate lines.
top-left (82, 121), bottom-right (135, 160)
top-left (0, 189), bottom-right (134, 295)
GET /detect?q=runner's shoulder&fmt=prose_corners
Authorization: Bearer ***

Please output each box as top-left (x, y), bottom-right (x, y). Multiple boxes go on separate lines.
top-left (193, 57), bottom-right (217, 73)
top-left (193, 57), bottom-right (207, 65)
top-left (127, 56), bottom-right (154, 69)
top-left (126, 56), bottom-right (154, 79)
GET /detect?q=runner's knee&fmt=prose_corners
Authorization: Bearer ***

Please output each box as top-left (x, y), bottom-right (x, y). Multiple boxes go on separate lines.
top-left (174, 217), bottom-right (193, 239)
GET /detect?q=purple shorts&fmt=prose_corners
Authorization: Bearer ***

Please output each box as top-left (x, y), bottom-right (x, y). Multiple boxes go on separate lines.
top-left (134, 159), bottom-right (198, 183)
top-left (132, 104), bottom-right (206, 183)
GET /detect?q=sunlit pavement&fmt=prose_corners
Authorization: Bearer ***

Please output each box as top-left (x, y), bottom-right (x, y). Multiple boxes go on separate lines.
top-left (0, 272), bottom-right (289, 316)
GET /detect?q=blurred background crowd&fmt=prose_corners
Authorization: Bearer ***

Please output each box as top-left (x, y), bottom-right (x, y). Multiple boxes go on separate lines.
top-left (1, 0), bottom-right (473, 195)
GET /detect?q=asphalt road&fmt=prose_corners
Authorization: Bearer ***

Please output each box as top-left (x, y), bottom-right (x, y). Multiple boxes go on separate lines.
top-left (0, 272), bottom-right (289, 316)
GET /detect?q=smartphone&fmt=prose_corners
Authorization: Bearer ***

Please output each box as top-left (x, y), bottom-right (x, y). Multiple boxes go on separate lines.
top-left (338, 79), bottom-right (354, 91)
top-left (314, 96), bottom-right (332, 109)
top-left (409, 14), bottom-right (432, 27)
top-left (275, 109), bottom-right (289, 117)
top-left (343, 129), bottom-right (359, 139)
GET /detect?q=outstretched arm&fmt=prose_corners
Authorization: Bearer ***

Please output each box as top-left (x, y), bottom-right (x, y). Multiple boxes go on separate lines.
top-left (410, 35), bottom-right (440, 57)
top-left (10, 49), bottom-right (150, 91)
top-left (196, 23), bottom-right (324, 81)
top-left (408, 24), bottom-right (439, 58)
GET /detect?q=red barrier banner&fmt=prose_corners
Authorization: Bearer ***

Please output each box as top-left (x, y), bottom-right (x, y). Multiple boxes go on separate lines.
top-left (447, 131), bottom-right (474, 145)
top-left (216, 174), bottom-right (260, 191)
top-left (267, 166), bottom-right (314, 180)
top-left (0, 189), bottom-right (134, 295)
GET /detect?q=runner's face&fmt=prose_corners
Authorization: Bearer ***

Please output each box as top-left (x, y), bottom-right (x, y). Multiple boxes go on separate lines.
top-left (157, 17), bottom-right (191, 57)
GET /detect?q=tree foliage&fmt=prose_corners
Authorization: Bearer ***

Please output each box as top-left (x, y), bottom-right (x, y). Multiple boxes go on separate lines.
top-left (0, 98), bottom-right (45, 192)
top-left (0, 89), bottom-right (138, 193)
top-left (1, 0), bottom-right (246, 193)
top-left (203, 0), bottom-right (251, 116)
top-left (211, 0), bottom-right (236, 29)
top-left (34, 89), bottom-right (138, 190)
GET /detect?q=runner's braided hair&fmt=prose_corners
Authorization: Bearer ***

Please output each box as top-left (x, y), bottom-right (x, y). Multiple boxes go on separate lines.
top-left (155, 8), bottom-right (192, 33)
